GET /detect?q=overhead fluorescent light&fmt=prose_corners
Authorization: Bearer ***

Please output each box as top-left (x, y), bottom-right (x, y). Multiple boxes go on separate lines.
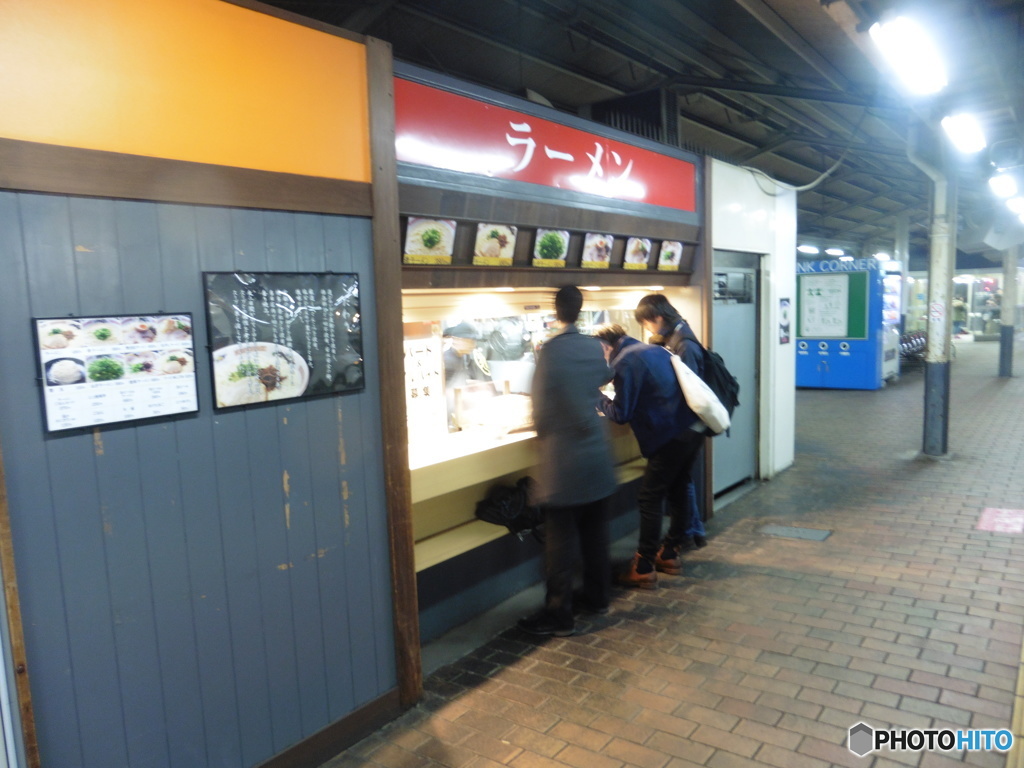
top-left (825, 248), bottom-right (845, 256)
top-left (797, 245), bottom-right (820, 254)
top-left (869, 16), bottom-right (947, 96)
top-left (873, 251), bottom-right (891, 260)
top-left (941, 113), bottom-right (987, 154)
top-left (838, 255), bottom-right (854, 262)
top-left (990, 172), bottom-right (1018, 198)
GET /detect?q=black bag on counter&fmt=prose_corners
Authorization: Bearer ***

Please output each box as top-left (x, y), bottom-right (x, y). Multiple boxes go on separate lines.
top-left (474, 476), bottom-right (543, 542)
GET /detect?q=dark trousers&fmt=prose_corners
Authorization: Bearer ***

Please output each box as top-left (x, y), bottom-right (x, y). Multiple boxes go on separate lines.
top-left (543, 496), bottom-right (611, 626)
top-left (636, 429), bottom-right (705, 561)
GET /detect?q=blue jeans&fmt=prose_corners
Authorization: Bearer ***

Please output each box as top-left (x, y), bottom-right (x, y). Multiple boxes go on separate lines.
top-left (636, 430), bottom-right (705, 561)
top-left (685, 481), bottom-right (705, 538)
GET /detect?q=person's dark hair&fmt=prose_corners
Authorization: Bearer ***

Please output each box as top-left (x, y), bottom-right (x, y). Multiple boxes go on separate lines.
top-left (593, 323), bottom-right (626, 347)
top-left (554, 285), bottom-right (584, 324)
top-left (634, 293), bottom-right (682, 327)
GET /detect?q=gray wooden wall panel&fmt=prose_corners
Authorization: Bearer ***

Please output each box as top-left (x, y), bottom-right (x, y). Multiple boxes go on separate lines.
top-left (73, 198), bottom-right (173, 768)
top-left (307, 399), bottom-right (356, 720)
top-left (341, 218), bottom-right (396, 699)
top-left (0, 190), bottom-right (395, 768)
top-left (0, 194), bottom-right (85, 768)
top-left (161, 204), bottom-right (256, 767)
top-left (25, 192), bottom-right (131, 768)
top-left (195, 202), bottom-right (251, 765)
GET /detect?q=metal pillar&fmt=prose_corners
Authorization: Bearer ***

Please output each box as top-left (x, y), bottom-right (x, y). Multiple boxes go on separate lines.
top-left (908, 123), bottom-right (957, 457)
top-left (923, 175), bottom-right (957, 456)
top-left (999, 245), bottom-right (1018, 377)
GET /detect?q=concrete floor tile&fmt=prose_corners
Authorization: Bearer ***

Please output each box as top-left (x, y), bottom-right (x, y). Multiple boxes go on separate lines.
top-left (321, 343), bottom-right (1024, 768)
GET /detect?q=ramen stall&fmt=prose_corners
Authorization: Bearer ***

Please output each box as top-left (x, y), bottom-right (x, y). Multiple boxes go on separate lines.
top-left (393, 66), bottom-right (710, 641)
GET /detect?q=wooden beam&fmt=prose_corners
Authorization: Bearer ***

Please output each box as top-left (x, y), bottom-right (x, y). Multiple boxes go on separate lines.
top-left (366, 36), bottom-right (423, 707)
top-left (0, 138), bottom-right (371, 217)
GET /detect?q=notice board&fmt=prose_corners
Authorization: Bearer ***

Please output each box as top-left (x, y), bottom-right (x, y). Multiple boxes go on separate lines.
top-left (797, 271), bottom-right (869, 339)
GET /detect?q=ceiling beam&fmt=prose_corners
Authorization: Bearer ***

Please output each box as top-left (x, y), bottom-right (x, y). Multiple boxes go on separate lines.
top-left (732, 0), bottom-right (850, 88)
top-left (666, 74), bottom-right (902, 110)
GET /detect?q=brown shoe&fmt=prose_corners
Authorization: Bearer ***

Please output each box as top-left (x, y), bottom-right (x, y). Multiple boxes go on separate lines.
top-left (617, 553), bottom-right (657, 589)
top-left (655, 544), bottom-right (683, 575)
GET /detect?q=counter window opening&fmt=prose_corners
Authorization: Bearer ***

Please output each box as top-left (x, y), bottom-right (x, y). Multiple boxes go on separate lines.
top-left (404, 304), bottom-right (650, 449)
top-left (401, 286), bottom-right (699, 467)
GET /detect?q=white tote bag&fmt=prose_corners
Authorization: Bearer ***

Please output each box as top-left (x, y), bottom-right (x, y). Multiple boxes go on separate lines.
top-left (664, 348), bottom-right (731, 435)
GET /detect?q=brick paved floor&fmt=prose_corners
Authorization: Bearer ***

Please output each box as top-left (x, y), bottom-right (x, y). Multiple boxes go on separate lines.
top-left (324, 339), bottom-right (1024, 768)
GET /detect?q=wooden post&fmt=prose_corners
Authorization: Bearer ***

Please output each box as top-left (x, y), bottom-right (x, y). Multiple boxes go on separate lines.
top-left (366, 36), bottom-right (422, 706)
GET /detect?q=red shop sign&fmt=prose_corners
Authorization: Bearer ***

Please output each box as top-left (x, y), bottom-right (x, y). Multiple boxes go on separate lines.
top-left (394, 78), bottom-right (696, 213)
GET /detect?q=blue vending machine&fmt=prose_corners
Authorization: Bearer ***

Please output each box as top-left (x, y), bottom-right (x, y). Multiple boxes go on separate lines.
top-left (796, 258), bottom-right (898, 390)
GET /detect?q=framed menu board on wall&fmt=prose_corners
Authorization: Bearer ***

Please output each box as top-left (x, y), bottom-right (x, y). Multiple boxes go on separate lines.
top-left (203, 272), bottom-right (364, 409)
top-left (34, 313), bottom-right (199, 432)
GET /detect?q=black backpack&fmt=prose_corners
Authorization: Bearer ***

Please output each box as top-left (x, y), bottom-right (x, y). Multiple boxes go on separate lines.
top-left (474, 476), bottom-right (543, 542)
top-left (677, 327), bottom-right (741, 433)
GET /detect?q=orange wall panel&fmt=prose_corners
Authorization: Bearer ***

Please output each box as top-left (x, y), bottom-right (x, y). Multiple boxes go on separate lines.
top-left (0, 0), bottom-right (370, 182)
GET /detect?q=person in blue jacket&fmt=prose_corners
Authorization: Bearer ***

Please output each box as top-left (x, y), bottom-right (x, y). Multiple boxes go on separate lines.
top-left (594, 322), bottom-right (705, 588)
top-left (635, 294), bottom-right (709, 554)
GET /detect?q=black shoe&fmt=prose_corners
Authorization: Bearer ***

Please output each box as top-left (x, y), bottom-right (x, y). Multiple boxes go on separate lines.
top-left (693, 534), bottom-right (707, 549)
top-left (517, 612), bottom-right (575, 637)
top-left (572, 592), bottom-right (609, 615)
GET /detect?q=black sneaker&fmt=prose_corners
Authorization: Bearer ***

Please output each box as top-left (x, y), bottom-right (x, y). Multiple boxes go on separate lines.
top-left (517, 612), bottom-right (575, 637)
top-left (693, 534), bottom-right (708, 549)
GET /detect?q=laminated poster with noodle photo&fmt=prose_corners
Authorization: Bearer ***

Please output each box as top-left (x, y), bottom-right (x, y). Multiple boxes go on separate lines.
top-left (532, 229), bottom-right (569, 268)
top-left (34, 312), bottom-right (199, 432)
top-left (403, 217), bottom-right (457, 265)
top-left (581, 233), bottom-right (613, 269)
top-left (657, 240), bottom-right (684, 272)
top-left (472, 224), bottom-right (517, 266)
top-left (623, 237), bottom-right (652, 270)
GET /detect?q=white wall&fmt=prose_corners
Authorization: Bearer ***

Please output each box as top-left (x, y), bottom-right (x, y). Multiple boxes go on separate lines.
top-left (711, 159), bottom-right (796, 478)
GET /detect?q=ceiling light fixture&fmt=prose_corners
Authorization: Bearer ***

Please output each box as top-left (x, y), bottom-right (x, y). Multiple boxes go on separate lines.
top-left (797, 245), bottom-right (820, 254)
top-left (838, 255), bottom-right (855, 262)
top-left (990, 172), bottom-right (1019, 199)
top-left (825, 248), bottom-right (845, 256)
top-left (869, 16), bottom-right (947, 96)
top-left (941, 113), bottom-right (987, 154)
top-left (1006, 196), bottom-right (1024, 215)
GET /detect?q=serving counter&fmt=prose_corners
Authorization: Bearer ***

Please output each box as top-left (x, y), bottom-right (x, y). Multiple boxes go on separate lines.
top-left (403, 287), bottom-right (698, 574)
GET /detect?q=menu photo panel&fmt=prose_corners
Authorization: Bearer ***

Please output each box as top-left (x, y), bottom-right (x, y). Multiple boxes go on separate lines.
top-left (35, 313), bottom-right (199, 432)
top-left (204, 272), bottom-right (364, 409)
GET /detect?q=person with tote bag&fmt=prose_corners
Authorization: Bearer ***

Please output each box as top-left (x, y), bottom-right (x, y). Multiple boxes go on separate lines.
top-left (594, 324), bottom-right (705, 587)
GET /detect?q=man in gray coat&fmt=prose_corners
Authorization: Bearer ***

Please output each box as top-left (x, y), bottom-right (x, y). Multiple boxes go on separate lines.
top-left (518, 285), bottom-right (617, 636)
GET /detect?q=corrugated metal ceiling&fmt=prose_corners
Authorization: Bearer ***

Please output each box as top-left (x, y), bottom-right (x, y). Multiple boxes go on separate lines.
top-left (257, 0), bottom-right (1024, 265)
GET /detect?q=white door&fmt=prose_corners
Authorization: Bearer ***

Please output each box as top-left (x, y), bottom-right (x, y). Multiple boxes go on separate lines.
top-left (711, 252), bottom-right (759, 494)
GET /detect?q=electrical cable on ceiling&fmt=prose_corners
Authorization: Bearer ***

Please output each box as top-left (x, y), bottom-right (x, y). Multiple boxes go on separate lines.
top-left (742, 107), bottom-right (872, 196)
